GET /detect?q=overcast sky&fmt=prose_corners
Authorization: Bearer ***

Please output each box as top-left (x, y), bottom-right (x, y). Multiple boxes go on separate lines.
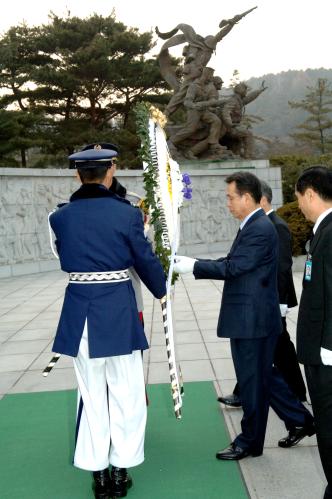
top-left (1, 0), bottom-right (331, 85)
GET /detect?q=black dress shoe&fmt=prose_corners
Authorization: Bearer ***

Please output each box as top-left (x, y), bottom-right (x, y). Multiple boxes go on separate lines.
top-left (111, 467), bottom-right (133, 497)
top-left (216, 443), bottom-right (251, 460)
top-left (92, 468), bottom-right (112, 499)
top-left (278, 423), bottom-right (316, 448)
top-left (217, 393), bottom-right (242, 407)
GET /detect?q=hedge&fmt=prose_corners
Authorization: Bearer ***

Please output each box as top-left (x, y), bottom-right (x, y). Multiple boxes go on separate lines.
top-left (276, 201), bottom-right (313, 256)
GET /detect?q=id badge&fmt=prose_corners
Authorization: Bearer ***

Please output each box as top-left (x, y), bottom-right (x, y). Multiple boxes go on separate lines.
top-left (305, 258), bottom-right (312, 281)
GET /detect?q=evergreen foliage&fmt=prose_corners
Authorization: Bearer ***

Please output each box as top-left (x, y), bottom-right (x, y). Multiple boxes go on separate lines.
top-left (134, 102), bottom-right (172, 277)
top-left (276, 201), bottom-right (312, 256)
top-left (289, 78), bottom-right (332, 153)
top-left (0, 13), bottom-right (168, 167)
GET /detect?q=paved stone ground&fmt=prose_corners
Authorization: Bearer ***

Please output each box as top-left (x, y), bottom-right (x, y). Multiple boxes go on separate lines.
top-left (0, 265), bottom-right (327, 499)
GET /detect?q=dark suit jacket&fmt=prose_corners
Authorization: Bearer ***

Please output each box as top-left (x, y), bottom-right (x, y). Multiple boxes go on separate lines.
top-left (297, 212), bottom-right (332, 365)
top-left (268, 211), bottom-right (297, 308)
top-left (194, 209), bottom-right (282, 339)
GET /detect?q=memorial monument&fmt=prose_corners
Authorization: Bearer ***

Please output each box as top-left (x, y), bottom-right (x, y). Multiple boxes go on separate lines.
top-left (156, 7), bottom-right (268, 161)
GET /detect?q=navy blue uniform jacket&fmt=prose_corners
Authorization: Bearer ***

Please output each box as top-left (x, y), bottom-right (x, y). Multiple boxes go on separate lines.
top-left (50, 184), bottom-right (166, 358)
top-left (193, 209), bottom-right (282, 339)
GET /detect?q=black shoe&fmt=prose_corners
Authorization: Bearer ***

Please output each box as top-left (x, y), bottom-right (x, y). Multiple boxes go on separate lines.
top-left (217, 393), bottom-right (242, 407)
top-left (278, 423), bottom-right (316, 448)
top-left (92, 469), bottom-right (112, 499)
top-left (216, 443), bottom-right (255, 461)
top-left (111, 467), bottom-right (133, 498)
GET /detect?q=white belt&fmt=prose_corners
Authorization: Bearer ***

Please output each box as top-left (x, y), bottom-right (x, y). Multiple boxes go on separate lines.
top-left (69, 269), bottom-right (130, 284)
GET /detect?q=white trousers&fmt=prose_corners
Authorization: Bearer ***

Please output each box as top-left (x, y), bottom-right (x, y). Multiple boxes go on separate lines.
top-left (73, 321), bottom-right (147, 471)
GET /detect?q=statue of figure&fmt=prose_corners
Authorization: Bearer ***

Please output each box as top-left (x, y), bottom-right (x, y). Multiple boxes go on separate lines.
top-left (156, 7), bottom-right (257, 118)
top-left (168, 67), bottom-right (227, 160)
top-left (218, 81), bottom-right (267, 158)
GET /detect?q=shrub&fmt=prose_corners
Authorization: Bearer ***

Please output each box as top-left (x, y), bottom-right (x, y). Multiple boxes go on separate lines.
top-left (276, 201), bottom-right (313, 256)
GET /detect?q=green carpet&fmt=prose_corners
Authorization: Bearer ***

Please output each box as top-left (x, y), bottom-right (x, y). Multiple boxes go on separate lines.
top-left (0, 382), bottom-right (249, 499)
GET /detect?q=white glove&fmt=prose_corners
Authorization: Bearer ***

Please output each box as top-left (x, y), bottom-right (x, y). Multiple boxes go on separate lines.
top-left (174, 255), bottom-right (197, 274)
top-left (320, 347), bottom-right (332, 366)
top-left (279, 304), bottom-right (288, 317)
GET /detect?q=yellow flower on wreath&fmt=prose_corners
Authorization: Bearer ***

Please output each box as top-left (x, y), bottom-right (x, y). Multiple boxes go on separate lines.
top-left (149, 106), bottom-right (167, 128)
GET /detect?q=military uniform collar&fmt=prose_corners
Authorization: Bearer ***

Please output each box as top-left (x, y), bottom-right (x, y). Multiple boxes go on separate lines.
top-left (70, 183), bottom-right (130, 204)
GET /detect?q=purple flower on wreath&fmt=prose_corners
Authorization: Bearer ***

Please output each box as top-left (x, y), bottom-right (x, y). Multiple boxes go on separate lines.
top-left (182, 172), bottom-right (192, 200)
top-left (183, 189), bottom-right (192, 200)
top-left (182, 172), bottom-right (191, 185)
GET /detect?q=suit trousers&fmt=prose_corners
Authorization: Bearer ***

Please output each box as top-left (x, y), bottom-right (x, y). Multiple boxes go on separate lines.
top-left (233, 317), bottom-right (307, 402)
top-left (274, 317), bottom-right (307, 401)
top-left (231, 335), bottom-right (313, 454)
top-left (305, 365), bottom-right (332, 490)
top-left (73, 321), bottom-right (147, 471)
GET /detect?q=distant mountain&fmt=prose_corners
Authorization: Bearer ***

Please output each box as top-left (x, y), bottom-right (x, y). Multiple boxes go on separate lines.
top-left (223, 68), bottom-right (332, 140)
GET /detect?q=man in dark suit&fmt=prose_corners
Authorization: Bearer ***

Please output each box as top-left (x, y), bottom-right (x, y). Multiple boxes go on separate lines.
top-left (50, 143), bottom-right (166, 499)
top-left (174, 171), bottom-right (314, 460)
top-left (262, 181), bottom-right (307, 400)
top-left (295, 166), bottom-right (332, 499)
top-left (220, 180), bottom-right (307, 413)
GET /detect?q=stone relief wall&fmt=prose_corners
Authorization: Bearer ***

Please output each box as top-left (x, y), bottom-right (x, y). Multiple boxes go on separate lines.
top-left (0, 161), bottom-right (282, 276)
top-left (180, 175), bottom-right (238, 247)
top-left (0, 172), bottom-right (76, 267)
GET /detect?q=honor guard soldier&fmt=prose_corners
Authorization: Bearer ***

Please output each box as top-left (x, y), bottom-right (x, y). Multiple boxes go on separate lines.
top-left (49, 143), bottom-right (166, 499)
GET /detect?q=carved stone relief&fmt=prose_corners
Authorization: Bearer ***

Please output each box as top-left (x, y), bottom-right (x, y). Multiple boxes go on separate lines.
top-left (0, 174), bottom-right (76, 265)
top-left (0, 164), bottom-right (281, 268)
top-left (180, 175), bottom-right (238, 249)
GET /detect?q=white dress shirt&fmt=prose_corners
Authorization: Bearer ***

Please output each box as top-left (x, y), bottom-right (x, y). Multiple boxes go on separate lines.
top-left (240, 207), bottom-right (263, 230)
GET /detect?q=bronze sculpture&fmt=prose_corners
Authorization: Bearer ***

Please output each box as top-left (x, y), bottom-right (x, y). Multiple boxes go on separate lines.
top-left (218, 81), bottom-right (267, 159)
top-left (155, 7), bottom-right (267, 161)
top-left (168, 67), bottom-right (227, 160)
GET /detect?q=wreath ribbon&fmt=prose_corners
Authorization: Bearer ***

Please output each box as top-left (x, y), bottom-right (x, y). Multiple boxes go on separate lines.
top-left (136, 103), bottom-right (186, 419)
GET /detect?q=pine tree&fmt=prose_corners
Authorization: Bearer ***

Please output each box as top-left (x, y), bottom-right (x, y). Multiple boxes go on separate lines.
top-left (0, 12), bottom-right (168, 167)
top-left (289, 78), bottom-right (332, 154)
